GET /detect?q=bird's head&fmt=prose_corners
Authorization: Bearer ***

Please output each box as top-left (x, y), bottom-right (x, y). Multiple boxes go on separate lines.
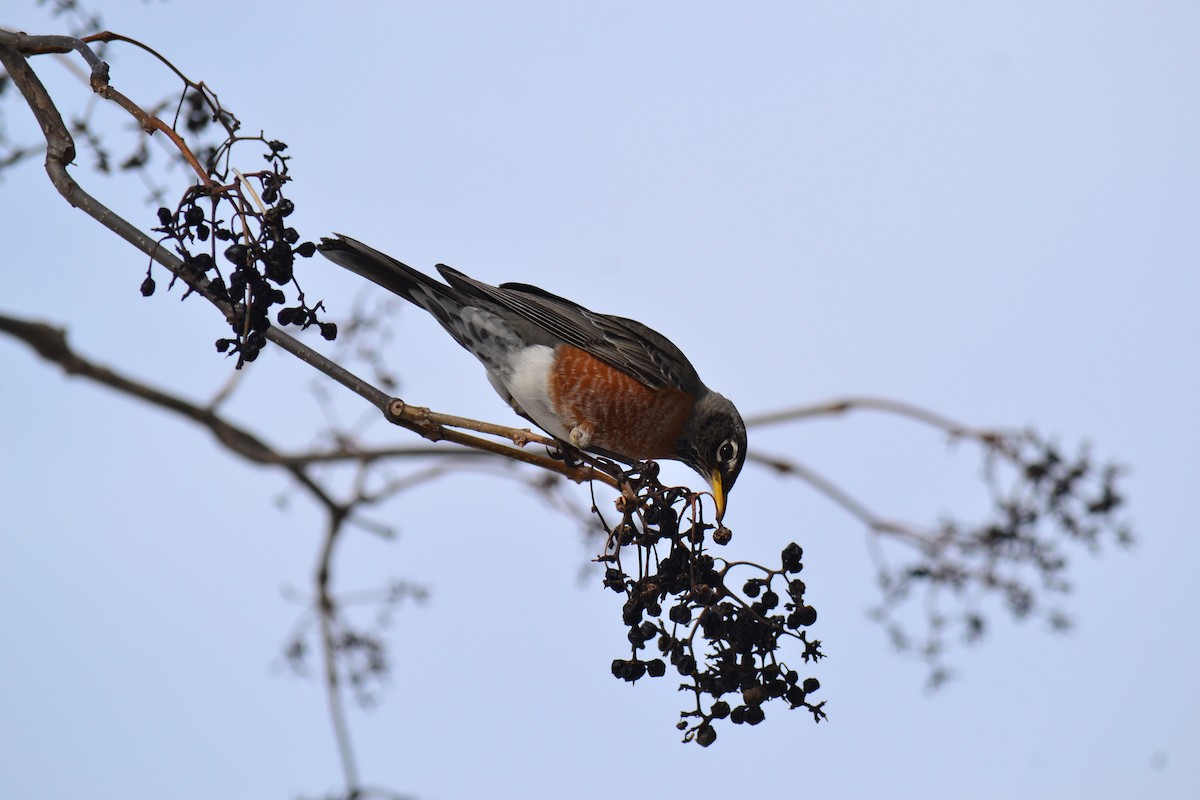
top-left (677, 390), bottom-right (747, 521)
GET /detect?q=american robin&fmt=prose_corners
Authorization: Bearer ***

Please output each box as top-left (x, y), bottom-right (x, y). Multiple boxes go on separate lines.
top-left (318, 234), bottom-right (746, 519)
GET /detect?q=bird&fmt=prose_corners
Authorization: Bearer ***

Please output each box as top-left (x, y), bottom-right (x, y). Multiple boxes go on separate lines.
top-left (318, 234), bottom-right (747, 520)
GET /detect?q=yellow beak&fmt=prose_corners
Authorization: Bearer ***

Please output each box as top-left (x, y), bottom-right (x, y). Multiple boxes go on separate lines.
top-left (709, 469), bottom-right (726, 521)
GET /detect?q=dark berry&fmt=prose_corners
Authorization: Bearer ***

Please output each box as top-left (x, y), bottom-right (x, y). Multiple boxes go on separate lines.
top-left (789, 605), bottom-right (818, 627)
top-left (224, 243), bottom-right (249, 265)
top-left (189, 253), bottom-right (215, 273)
top-left (627, 626), bottom-right (648, 648)
top-left (668, 603), bottom-right (692, 625)
top-left (603, 568), bottom-right (625, 592)
top-left (265, 258), bottom-right (293, 285)
top-left (207, 277), bottom-right (228, 302)
top-left (782, 542), bottom-right (804, 572)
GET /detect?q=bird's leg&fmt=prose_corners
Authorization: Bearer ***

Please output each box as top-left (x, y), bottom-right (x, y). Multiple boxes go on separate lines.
top-left (546, 438), bottom-right (596, 469)
top-left (550, 442), bottom-right (580, 466)
top-left (548, 441), bottom-right (624, 487)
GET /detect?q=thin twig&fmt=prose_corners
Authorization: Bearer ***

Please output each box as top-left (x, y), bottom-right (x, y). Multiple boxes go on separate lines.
top-left (315, 511), bottom-right (360, 793)
top-left (745, 395), bottom-right (1002, 446)
top-left (748, 450), bottom-right (930, 546)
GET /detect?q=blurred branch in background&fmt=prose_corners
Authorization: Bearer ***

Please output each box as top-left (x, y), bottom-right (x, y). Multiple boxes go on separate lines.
top-left (748, 398), bottom-right (1131, 686)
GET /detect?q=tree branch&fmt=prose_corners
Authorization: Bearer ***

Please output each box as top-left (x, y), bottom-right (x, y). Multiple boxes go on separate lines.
top-left (748, 449), bottom-right (931, 546)
top-left (0, 312), bottom-right (346, 511)
top-left (0, 30), bottom-right (615, 491)
top-left (745, 395), bottom-right (1004, 447)
top-left (315, 511), bottom-right (360, 793)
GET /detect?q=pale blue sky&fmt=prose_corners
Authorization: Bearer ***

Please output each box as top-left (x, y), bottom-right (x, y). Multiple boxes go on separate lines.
top-left (2, 2), bottom-right (1197, 798)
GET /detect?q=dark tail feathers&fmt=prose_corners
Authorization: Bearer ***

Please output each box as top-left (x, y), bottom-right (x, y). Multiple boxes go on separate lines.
top-left (318, 234), bottom-right (448, 305)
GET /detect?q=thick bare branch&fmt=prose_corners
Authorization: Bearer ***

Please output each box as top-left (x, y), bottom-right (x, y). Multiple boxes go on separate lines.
top-left (0, 312), bottom-right (346, 511)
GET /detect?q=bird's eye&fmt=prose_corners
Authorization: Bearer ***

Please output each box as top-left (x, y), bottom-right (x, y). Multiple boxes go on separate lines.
top-left (717, 439), bottom-right (737, 464)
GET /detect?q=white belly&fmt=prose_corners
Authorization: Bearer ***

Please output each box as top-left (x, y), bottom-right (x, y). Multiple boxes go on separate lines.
top-left (487, 345), bottom-right (572, 441)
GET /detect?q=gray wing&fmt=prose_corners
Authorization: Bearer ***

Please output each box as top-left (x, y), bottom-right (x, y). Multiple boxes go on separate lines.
top-left (435, 265), bottom-right (703, 393)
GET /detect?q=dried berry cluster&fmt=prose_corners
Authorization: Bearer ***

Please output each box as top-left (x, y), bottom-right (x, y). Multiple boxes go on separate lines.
top-left (601, 462), bottom-right (826, 746)
top-left (872, 428), bottom-right (1133, 686)
top-left (141, 89), bottom-right (334, 367)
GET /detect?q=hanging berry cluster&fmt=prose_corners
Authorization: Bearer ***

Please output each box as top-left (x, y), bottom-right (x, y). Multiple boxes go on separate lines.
top-left (142, 89), bottom-right (334, 368)
top-left (602, 462), bottom-right (827, 745)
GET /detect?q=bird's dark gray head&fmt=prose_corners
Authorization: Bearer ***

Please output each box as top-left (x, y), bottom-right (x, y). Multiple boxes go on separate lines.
top-left (676, 389), bottom-right (747, 521)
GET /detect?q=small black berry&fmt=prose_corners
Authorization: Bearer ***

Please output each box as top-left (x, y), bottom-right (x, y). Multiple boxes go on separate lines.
top-left (224, 243), bottom-right (249, 265)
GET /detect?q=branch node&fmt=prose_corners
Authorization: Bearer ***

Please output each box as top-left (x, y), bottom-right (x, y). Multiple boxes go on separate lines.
top-left (89, 60), bottom-right (111, 94)
top-left (385, 398), bottom-right (407, 420)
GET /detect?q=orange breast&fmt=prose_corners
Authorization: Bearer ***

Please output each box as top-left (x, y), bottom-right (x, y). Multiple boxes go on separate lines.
top-left (547, 345), bottom-right (692, 459)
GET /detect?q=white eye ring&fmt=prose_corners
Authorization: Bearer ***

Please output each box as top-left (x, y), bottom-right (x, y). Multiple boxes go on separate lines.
top-left (718, 439), bottom-right (738, 464)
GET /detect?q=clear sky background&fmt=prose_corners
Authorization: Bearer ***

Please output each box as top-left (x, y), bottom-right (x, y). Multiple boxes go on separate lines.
top-left (2, 2), bottom-right (1197, 798)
